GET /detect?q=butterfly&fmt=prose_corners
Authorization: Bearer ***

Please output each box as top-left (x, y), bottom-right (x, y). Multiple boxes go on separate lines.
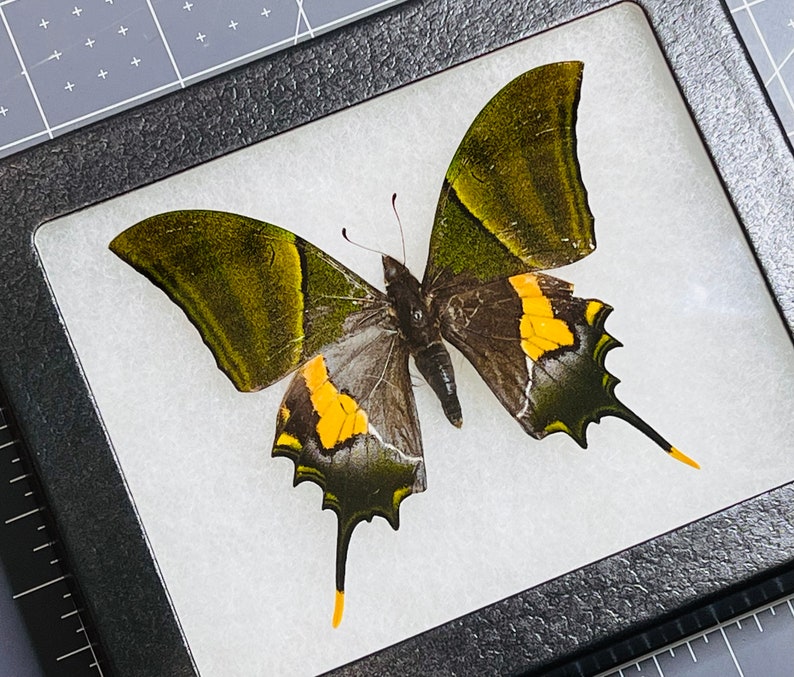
top-left (110, 61), bottom-right (698, 627)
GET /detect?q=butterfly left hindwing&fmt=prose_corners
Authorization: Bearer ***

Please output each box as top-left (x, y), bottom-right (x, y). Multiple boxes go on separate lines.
top-left (272, 320), bottom-right (425, 626)
top-left (423, 62), bottom-right (693, 464)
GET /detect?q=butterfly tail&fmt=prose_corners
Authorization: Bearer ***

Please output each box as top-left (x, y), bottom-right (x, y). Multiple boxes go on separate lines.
top-left (332, 519), bottom-right (357, 628)
top-left (611, 404), bottom-right (699, 469)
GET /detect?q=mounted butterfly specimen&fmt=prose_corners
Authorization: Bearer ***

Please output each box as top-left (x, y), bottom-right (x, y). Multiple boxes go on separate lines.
top-left (110, 61), bottom-right (698, 627)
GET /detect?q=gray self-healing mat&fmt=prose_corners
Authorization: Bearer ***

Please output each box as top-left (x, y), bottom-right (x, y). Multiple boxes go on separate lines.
top-left (727, 0), bottom-right (794, 140)
top-left (598, 586), bottom-right (794, 676)
top-left (0, 0), bottom-right (793, 675)
top-left (0, 0), bottom-right (406, 157)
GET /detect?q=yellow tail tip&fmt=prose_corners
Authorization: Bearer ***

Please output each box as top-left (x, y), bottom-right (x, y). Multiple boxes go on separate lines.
top-left (669, 446), bottom-right (700, 470)
top-left (332, 590), bottom-right (345, 628)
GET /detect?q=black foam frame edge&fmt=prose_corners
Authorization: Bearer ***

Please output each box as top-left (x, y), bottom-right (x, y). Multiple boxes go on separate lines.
top-left (0, 0), bottom-right (791, 675)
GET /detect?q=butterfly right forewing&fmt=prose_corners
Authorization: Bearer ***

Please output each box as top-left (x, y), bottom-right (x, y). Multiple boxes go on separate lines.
top-left (110, 209), bottom-right (382, 392)
top-left (423, 61), bottom-right (595, 293)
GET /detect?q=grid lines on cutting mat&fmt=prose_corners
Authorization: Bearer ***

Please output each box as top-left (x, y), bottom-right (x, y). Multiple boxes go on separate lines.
top-left (729, 0), bottom-right (794, 140)
top-left (0, 0), bottom-right (405, 158)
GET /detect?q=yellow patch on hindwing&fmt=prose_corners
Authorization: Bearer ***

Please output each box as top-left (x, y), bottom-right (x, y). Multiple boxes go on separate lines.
top-left (276, 431), bottom-right (302, 450)
top-left (275, 405), bottom-right (303, 450)
top-left (585, 300), bottom-right (604, 325)
top-left (301, 355), bottom-right (368, 449)
top-left (509, 273), bottom-right (574, 361)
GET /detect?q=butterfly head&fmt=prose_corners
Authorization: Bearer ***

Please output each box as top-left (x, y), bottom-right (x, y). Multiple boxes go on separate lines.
top-left (382, 255), bottom-right (435, 345)
top-left (382, 254), bottom-right (409, 285)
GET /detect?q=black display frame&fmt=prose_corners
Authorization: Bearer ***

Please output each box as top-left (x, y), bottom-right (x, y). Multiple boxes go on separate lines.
top-left (0, 1), bottom-right (792, 675)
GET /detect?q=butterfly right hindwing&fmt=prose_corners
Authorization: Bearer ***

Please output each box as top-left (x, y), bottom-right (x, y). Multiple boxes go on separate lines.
top-left (436, 272), bottom-right (618, 447)
top-left (109, 210), bottom-right (381, 392)
top-left (110, 208), bottom-right (427, 625)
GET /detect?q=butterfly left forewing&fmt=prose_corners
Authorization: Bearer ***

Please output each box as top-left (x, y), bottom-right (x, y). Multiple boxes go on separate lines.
top-left (110, 210), bottom-right (382, 392)
top-left (273, 319), bottom-right (425, 626)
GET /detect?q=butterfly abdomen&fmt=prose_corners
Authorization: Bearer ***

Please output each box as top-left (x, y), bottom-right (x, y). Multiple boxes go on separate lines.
top-left (383, 255), bottom-right (463, 427)
top-left (414, 341), bottom-right (462, 427)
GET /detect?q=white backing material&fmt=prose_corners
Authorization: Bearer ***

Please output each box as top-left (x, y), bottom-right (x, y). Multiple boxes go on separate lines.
top-left (35, 4), bottom-right (794, 675)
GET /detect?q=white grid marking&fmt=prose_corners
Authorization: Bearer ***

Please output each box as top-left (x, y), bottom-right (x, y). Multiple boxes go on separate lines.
top-left (12, 575), bottom-right (66, 599)
top-left (0, 1), bottom-right (406, 158)
top-left (765, 45), bottom-right (794, 87)
top-left (733, 0), bottom-right (794, 131)
top-left (719, 627), bottom-right (745, 676)
top-left (0, 5), bottom-right (52, 138)
top-left (295, 0), bottom-right (315, 44)
top-left (144, 0), bottom-right (185, 86)
top-left (652, 655), bottom-right (664, 676)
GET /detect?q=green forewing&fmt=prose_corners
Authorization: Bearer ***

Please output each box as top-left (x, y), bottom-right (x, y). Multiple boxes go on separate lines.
top-left (425, 61), bottom-right (595, 287)
top-left (110, 210), bottom-right (379, 391)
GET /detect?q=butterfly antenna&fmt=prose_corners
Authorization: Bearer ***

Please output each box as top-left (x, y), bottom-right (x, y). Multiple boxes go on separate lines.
top-left (341, 228), bottom-right (386, 256)
top-left (391, 192), bottom-right (407, 265)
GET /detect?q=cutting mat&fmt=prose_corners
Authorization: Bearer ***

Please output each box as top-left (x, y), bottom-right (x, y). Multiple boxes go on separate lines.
top-left (0, 0), bottom-right (406, 158)
top-left (727, 0), bottom-right (794, 140)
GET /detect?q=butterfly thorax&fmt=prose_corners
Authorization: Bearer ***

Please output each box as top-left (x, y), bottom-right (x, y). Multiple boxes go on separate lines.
top-left (383, 255), bottom-right (462, 428)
